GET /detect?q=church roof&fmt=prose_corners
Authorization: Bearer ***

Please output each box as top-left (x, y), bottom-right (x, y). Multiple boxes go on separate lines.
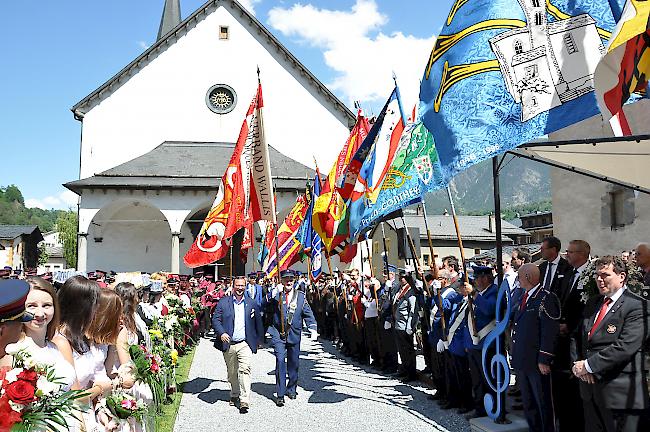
top-left (71, 0), bottom-right (354, 125)
top-left (64, 141), bottom-right (314, 194)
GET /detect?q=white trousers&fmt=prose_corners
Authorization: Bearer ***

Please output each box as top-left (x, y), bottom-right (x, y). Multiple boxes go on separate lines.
top-left (223, 342), bottom-right (253, 405)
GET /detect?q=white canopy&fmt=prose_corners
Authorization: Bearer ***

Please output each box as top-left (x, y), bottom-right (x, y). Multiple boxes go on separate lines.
top-left (510, 99), bottom-right (650, 194)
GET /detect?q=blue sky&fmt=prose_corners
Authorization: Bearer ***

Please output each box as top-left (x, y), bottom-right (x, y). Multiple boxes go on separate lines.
top-left (0, 0), bottom-right (453, 209)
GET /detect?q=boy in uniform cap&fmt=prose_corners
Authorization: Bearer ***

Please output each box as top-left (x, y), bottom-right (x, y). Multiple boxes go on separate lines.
top-left (0, 279), bottom-right (34, 364)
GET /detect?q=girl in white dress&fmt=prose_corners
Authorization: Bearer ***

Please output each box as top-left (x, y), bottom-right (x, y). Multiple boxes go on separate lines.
top-left (53, 276), bottom-right (129, 432)
top-left (22, 277), bottom-right (76, 390)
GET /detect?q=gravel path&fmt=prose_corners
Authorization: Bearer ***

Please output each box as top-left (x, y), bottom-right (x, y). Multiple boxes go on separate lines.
top-left (174, 334), bottom-right (471, 432)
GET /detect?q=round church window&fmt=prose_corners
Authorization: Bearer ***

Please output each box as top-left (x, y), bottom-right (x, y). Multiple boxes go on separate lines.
top-left (205, 84), bottom-right (237, 114)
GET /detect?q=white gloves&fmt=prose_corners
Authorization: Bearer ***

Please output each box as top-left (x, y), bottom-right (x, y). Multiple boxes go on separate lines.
top-left (406, 328), bottom-right (413, 336)
top-left (436, 340), bottom-right (446, 353)
top-left (384, 321), bottom-right (392, 330)
top-left (310, 330), bottom-right (318, 340)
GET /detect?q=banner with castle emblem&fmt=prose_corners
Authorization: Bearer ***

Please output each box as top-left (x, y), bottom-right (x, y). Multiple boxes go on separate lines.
top-left (348, 122), bottom-right (445, 238)
top-left (420, 0), bottom-right (620, 181)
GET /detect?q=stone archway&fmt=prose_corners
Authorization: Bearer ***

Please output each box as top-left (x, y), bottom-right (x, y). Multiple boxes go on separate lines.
top-left (87, 199), bottom-right (171, 273)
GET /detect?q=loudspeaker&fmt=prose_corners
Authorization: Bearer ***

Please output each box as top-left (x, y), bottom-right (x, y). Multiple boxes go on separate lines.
top-left (397, 227), bottom-right (421, 260)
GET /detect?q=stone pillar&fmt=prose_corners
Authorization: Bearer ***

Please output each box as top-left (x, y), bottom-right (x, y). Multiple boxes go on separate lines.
top-left (77, 233), bottom-right (88, 272)
top-left (171, 232), bottom-right (180, 274)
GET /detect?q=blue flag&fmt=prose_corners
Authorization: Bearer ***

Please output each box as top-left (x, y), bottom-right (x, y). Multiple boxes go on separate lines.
top-left (310, 176), bottom-right (323, 281)
top-left (419, 0), bottom-right (619, 181)
top-left (296, 175), bottom-right (323, 281)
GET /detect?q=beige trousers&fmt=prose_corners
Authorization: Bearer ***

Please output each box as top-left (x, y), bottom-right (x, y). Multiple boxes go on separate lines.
top-left (223, 342), bottom-right (253, 405)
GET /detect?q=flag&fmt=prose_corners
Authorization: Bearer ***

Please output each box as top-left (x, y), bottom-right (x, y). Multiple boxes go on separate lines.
top-left (262, 194), bottom-right (310, 278)
top-left (350, 121), bottom-right (446, 238)
top-left (257, 220), bottom-right (273, 268)
top-left (595, 0), bottom-right (650, 135)
top-left (184, 83), bottom-right (273, 268)
top-left (240, 220), bottom-right (254, 263)
top-left (248, 83), bottom-right (276, 223)
top-left (300, 174), bottom-right (324, 281)
top-left (419, 0), bottom-right (619, 182)
top-left (348, 86), bottom-right (407, 239)
top-left (312, 111), bottom-right (370, 253)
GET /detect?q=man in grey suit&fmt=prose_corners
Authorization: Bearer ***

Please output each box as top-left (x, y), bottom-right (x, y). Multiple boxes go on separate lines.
top-left (572, 255), bottom-right (649, 431)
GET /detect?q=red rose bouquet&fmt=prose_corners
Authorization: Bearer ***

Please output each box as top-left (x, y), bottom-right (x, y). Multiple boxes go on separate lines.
top-left (0, 347), bottom-right (86, 432)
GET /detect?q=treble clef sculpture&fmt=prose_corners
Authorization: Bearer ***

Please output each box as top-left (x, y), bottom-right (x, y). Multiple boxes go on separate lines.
top-left (481, 278), bottom-right (511, 421)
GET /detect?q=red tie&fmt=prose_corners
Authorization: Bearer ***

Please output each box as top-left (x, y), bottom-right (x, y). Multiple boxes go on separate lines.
top-left (588, 297), bottom-right (612, 339)
top-left (519, 291), bottom-right (528, 312)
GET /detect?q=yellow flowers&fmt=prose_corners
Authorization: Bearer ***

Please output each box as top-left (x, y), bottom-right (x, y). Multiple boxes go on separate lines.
top-left (171, 349), bottom-right (178, 365)
top-left (149, 329), bottom-right (164, 340)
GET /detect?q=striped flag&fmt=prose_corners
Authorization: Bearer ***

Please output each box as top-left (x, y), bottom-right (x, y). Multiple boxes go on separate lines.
top-left (312, 111), bottom-right (370, 253)
top-left (262, 194), bottom-right (310, 278)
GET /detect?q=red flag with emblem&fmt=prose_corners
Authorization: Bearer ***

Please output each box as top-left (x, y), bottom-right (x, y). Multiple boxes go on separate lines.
top-left (184, 84), bottom-right (267, 268)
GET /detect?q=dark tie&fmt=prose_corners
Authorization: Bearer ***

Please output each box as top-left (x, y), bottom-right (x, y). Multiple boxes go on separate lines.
top-left (544, 263), bottom-right (554, 290)
top-left (570, 269), bottom-right (579, 290)
top-left (588, 297), bottom-right (612, 339)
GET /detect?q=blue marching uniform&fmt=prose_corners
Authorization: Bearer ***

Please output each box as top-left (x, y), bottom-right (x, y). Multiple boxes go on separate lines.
top-left (265, 285), bottom-right (317, 400)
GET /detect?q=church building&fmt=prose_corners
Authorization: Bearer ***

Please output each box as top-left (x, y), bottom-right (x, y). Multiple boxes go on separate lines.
top-left (65, 0), bottom-right (355, 276)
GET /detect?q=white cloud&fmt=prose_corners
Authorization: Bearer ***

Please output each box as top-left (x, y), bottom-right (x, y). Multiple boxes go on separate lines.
top-left (267, 0), bottom-right (435, 111)
top-left (137, 41), bottom-right (151, 50)
top-left (237, 0), bottom-right (261, 15)
top-left (25, 190), bottom-right (78, 210)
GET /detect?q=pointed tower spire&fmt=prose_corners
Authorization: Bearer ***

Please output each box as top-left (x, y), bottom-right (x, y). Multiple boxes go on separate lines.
top-left (157, 0), bottom-right (181, 41)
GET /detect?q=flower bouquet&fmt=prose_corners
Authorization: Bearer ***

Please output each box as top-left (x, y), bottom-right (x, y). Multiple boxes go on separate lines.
top-left (104, 392), bottom-right (147, 424)
top-left (128, 345), bottom-right (165, 410)
top-left (1, 348), bottom-right (86, 432)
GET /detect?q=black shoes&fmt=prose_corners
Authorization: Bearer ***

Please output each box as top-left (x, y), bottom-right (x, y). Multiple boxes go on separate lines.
top-left (239, 403), bottom-right (249, 414)
top-left (275, 397), bottom-right (285, 407)
top-left (286, 392), bottom-right (297, 400)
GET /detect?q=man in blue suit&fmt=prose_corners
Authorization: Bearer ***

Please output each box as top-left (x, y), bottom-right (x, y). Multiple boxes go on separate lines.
top-left (212, 276), bottom-right (264, 414)
top-left (463, 265), bottom-right (498, 419)
top-left (266, 270), bottom-right (317, 407)
top-left (245, 273), bottom-right (263, 307)
top-left (511, 264), bottom-right (559, 432)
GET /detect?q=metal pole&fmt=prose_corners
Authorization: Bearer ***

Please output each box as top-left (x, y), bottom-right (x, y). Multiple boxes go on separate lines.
top-left (273, 189), bottom-right (285, 339)
top-left (492, 156), bottom-right (506, 423)
top-left (380, 222), bottom-right (390, 275)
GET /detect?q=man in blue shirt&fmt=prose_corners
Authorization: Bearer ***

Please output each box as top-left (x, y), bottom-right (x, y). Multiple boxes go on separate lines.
top-left (212, 276), bottom-right (263, 414)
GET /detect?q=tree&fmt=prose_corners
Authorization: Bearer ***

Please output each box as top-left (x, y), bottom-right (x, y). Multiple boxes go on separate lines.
top-left (56, 211), bottom-right (78, 268)
top-left (37, 243), bottom-right (49, 266)
top-left (4, 185), bottom-right (24, 205)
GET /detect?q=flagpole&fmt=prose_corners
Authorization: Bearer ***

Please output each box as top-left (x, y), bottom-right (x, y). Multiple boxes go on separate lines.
top-left (421, 201), bottom-right (446, 339)
top-left (273, 187), bottom-right (285, 339)
top-left (445, 186), bottom-right (477, 337)
top-left (399, 215), bottom-right (430, 298)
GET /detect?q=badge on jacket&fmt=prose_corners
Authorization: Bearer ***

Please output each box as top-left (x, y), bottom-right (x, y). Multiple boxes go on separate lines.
top-left (606, 324), bottom-right (616, 334)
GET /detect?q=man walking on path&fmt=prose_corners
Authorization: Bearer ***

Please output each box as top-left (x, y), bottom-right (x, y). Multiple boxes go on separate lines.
top-left (213, 276), bottom-right (264, 414)
top-left (266, 270), bottom-right (317, 407)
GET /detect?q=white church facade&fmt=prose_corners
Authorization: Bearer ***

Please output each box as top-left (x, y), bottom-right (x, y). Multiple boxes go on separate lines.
top-left (65, 0), bottom-right (355, 276)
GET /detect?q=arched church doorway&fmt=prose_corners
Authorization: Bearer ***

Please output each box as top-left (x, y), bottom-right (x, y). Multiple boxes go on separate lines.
top-left (87, 199), bottom-right (171, 273)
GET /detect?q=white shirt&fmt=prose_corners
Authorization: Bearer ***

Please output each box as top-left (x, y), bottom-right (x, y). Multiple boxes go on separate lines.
top-left (571, 261), bottom-right (589, 288)
top-left (361, 288), bottom-right (378, 318)
top-left (542, 255), bottom-right (561, 288)
top-left (504, 269), bottom-right (517, 292)
top-left (585, 286), bottom-right (627, 373)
